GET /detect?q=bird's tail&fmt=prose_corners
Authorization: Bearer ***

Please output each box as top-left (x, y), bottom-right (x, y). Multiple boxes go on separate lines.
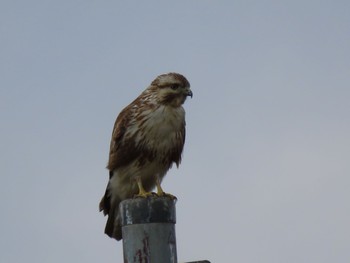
top-left (99, 194), bottom-right (123, 241)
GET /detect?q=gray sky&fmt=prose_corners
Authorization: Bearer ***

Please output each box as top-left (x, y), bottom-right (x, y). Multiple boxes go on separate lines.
top-left (1, 1), bottom-right (350, 262)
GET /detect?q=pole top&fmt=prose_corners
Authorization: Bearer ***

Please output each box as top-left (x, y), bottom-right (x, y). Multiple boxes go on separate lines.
top-left (120, 196), bottom-right (176, 226)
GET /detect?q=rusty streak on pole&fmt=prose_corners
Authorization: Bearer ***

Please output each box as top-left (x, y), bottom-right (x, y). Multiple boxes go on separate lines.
top-left (120, 196), bottom-right (177, 263)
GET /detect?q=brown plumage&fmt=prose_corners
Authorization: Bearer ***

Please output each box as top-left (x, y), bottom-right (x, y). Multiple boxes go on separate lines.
top-left (99, 72), bottom-right (192, 240)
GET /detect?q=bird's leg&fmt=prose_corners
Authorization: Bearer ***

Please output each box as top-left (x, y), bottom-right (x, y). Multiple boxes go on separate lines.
top-left (155, 176), bottom-right (165, 196)
top-left (134, 176), bottom-right (153, 198)
top-left (156, 176), bottom-right (177, 200)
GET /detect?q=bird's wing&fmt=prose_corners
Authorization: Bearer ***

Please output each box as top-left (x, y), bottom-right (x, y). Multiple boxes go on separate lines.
top-left (106, 104), bottom-right (140, 173)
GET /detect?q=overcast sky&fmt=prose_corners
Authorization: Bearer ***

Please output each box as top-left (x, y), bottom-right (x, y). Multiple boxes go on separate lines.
top-left (1, 1), bottom-right (350, 263)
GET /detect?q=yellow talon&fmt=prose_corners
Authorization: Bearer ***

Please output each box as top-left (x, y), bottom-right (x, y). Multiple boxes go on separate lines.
top-left (134, 176), bottom-right (154, 198)
top-left (156, 177), bottom-right (177, 200)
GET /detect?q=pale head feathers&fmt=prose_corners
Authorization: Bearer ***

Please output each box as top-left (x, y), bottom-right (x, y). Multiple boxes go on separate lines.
top-left (147, 72), bottom-right (192, 107)
top-left (151, 72), bottom-right (190, 88)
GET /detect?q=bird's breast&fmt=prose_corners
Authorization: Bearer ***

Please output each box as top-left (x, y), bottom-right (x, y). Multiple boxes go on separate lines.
top-left (138, 105), bottom-right (185, 152)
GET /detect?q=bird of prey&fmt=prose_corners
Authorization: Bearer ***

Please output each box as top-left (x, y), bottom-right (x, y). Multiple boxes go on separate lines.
top-left (99, 72), bottom-right (192, 241)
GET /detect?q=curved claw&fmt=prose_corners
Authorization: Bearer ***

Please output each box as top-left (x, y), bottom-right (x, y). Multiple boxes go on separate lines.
top-left (155, 177), bottom-right (177, 199)
top-left (134, 176), bottom-right (154, 198)
top-left (134, 191), bottom-right (155, 198)
top-left (156, 191), bottom-right (177, 200)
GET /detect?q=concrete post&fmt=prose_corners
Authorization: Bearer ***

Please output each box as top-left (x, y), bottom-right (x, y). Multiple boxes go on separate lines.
top-left (120, 196), bottom-right (177, 263)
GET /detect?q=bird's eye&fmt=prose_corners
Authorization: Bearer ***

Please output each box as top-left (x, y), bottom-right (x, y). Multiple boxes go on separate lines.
top-left (170, 84), bottom-right (180, 90)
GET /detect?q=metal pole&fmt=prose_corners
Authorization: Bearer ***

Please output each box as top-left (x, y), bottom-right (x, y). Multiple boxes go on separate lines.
top-left (120, 196), bottom-right (177, 263)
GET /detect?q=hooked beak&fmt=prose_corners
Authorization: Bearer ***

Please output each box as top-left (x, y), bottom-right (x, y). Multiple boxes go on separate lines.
top-left (186, 89), bottom-right (193, 98)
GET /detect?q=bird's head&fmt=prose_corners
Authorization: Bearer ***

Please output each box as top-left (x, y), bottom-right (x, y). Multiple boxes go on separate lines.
top-left (150, 72), bottom-right (192, 107)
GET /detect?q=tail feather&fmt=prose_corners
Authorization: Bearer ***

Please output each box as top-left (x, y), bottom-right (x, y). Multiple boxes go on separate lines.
top-left (99, 194), bottom-right (123, 241)
top-left (104, 207), bottom-right (122, 240)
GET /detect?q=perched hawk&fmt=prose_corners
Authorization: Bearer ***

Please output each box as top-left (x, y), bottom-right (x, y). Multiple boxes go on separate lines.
top-left (99, 72), bottom-right (192, 241)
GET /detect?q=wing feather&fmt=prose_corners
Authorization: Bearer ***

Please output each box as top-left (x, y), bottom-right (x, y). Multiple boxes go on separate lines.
top-left (107, 105), bottom-right (139, 172)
